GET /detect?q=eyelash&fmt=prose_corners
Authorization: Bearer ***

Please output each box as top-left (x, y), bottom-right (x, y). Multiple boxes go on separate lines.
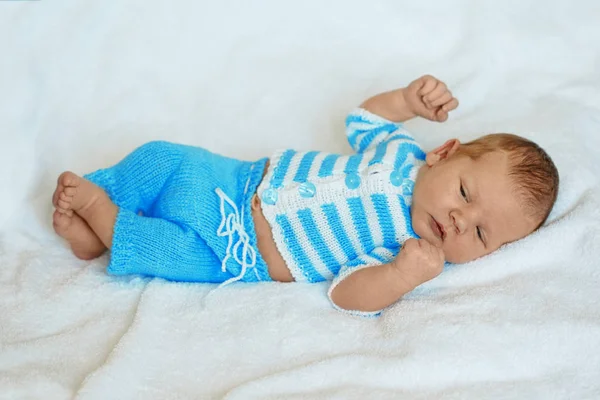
top-left (460, 183), bottom-right (468, 201)
top-left (461, 182), bottom-right (485, 244)
top-left (477, 227), bottom-right (484, 242)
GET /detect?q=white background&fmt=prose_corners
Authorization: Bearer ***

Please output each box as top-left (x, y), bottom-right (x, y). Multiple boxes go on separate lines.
top-left (1, 1), bottom-right (599, 399)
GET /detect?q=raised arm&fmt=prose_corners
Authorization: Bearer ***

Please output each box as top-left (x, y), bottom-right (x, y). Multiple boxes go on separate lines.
top-left (360, 75), bottom-right (459, 123)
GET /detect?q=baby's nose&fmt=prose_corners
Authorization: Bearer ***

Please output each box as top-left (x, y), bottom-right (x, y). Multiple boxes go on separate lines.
top-left (451, 212), bottom-right (467, 234)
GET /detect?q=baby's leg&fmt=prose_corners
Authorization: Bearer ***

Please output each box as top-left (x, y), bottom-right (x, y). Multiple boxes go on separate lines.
top-left (55, 171), bottom-right (229, 282)
top-left (84, 141), bottom-right (186, 216)
top-left (105, 209), bottom-right (231, 281)
top-left (52, 141), bottom-right (183, 259)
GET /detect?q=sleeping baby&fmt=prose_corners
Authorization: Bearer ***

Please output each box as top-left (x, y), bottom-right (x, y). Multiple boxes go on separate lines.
top-left (51, 75), bottom-right (559, 317)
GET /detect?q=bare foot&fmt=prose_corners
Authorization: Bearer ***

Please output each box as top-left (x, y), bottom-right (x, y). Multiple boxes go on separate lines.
top-left (53, 174), bottom-right (74, 217)
top-left (55, 172), bottom-right (102, 214)
top-left (52, 210), bottom-right (106, 260)
top-left (54, 171), bottom-right (118, 249)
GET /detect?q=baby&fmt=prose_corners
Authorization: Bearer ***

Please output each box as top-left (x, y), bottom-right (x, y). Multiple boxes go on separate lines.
top-left (52, 75), bottom-right (559, 317)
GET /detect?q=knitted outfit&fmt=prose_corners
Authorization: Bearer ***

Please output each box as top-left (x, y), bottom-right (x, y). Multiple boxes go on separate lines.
top-left (86, 108), bottom-right (425, 317)
top-left (85, 141), bottom-right (271, 285)
top-left (257, 108), bottom-right (426, 316)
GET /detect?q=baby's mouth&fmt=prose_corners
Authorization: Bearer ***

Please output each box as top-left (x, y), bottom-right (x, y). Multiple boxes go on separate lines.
top-left (429, 215), bottom-right (446, 241)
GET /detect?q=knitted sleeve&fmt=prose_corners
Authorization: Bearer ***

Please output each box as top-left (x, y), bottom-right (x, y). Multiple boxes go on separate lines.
top-left (345, 108), bottom-right (415, 153)
top-left (327, 246), bottom-right (397, 318)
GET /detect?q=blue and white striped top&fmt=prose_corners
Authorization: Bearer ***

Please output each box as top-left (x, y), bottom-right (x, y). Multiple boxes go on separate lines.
top-left (256, 108), bottom-right (426, 316)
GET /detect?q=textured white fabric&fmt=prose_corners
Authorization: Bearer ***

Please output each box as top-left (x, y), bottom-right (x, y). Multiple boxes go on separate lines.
top-left (1, 1), bottom-right (600, 399)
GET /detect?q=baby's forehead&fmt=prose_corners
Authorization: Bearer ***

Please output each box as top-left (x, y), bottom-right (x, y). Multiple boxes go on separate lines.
top-left (467, 155), bottom-right (537, 242)
top-left (459, 152), bottom-right (511, 184)
top-left (474, 153), bottom-right (537, 209)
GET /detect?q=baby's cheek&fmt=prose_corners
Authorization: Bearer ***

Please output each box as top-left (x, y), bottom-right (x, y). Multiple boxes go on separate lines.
top-left (443, 241), bottom-right (473, 264)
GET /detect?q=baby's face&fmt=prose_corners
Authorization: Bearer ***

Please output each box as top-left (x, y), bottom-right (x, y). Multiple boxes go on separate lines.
top-left (411, 148), bottom-right (537, 263)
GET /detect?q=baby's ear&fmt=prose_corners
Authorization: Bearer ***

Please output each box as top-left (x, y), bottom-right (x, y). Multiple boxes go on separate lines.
top-left (425, 139), bottom-right (460, 166)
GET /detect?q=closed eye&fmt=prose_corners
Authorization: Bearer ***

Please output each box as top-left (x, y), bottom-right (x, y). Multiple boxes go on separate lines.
top-left (477, 227), bottom-right (486, 247)
top-left (460, 183), bottom-right (468, 201)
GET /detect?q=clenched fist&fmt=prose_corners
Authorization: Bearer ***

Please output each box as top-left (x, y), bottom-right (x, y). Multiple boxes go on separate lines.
top-left (403, 75), bottom-right (459, 122)
top-left (391, 238), bottom-right (445, 291)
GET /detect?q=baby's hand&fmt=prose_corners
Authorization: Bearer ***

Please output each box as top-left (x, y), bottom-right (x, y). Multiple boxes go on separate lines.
top-left (403, 75), bottom-right (459, 122)
top-left (391, 238), bottom-right (445, 291)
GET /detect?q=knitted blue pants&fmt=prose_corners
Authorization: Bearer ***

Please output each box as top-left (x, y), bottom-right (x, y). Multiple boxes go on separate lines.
top-left (84, 141), bottom-right (271, 283)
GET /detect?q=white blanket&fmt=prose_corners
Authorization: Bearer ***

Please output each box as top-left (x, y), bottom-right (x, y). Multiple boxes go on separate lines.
top-left (1, 1), bottom-right (599, 399)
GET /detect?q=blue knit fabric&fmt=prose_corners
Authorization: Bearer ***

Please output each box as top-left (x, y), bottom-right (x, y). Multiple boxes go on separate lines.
top-left (84, 141), bottom-right (271, 283)
top-left (83, 108), bottom-right (426, 317)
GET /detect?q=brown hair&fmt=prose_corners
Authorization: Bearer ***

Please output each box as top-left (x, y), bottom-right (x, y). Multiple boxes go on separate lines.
top-left (458, 133), bottom-right (559, 230)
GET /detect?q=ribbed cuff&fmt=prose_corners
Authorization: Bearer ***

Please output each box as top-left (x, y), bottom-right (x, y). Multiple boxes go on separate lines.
top-left (106, 208), bottom-right (136, 276)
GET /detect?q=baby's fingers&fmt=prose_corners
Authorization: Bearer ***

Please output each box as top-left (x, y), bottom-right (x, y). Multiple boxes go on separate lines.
top-left (435, 108), bottom-right (448, 122)
top-left (442, 97), bottom-right (459, 112)
top-left (417, 75), bottom-right (438, 97)
top-left (423, 82), bottom-right (447, 105)
top-left (430, 92), bottom-right (453, 107)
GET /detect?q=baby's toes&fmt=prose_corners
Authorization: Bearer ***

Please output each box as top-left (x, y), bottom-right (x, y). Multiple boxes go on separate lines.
top-left (53, 209), bottom-right (69, 226)
top-left (57, 197), bottom-right (73, 213)
top-left (57, 208), bottom-right (74, 217)
top-left (53, 209), bottom-right (72, 234)
top-left (59, 171), bottom-right (80, 188)
top-left (60, 191), bottom-right (73, 201)
top-left (52, 184), bottom-right (63, 207)
top-left (63, 186), bottom-right (77, 197)
top-left (59, 191), bottom-right (73, 205)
